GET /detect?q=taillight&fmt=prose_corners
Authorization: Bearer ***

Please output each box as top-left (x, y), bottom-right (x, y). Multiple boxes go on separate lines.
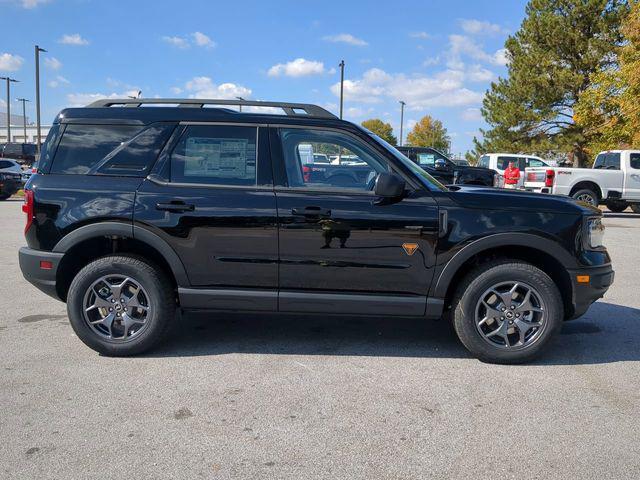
top-left (544, 169), bottom-right (555, 187)
top-left (302, 165), bottom-right (311, 183)
top-left (31, 167), bottom-right (37, 174)
top-left (22, 189), bottom-right (34, 234)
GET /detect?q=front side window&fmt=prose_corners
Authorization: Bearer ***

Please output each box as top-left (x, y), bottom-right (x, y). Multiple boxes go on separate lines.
top-left (629, 153), bottom-right (640, 170)
top-left (497, 156), bottom-right (519, 170)
top-left (170, 125), bottom-right (257, 186)
top-left (279, 128), bottom-right (388, 191)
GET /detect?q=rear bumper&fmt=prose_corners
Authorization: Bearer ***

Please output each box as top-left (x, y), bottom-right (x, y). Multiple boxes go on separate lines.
top-left (18, 247), bottom-right (64, 301)
top-left (567, 264), bottom-right (614, 319)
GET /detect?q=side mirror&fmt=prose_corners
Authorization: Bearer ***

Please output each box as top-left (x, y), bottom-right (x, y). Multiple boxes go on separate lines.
top-left (435, 159), bottom-right (448, 170)
top-left (374, 173), bottom-right (406, 198)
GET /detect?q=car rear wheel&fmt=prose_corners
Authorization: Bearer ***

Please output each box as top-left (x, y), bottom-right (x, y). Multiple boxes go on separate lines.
top-left (452, 260), bottom-right (563, 364)
top-left (67, 255), bottom-right (175, 356)
top-left (605, 200), bottom-right (628, 212)
top-left (571, 188), bottom-right (598, 206)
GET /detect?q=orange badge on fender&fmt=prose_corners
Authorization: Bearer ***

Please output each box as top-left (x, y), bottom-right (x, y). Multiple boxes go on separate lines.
top-left (402, 243), bottom-right (419, 256)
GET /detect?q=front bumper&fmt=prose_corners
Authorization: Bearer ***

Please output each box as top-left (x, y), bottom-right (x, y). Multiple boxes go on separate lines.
top-left (18, 247), bottom-right (64, 301)
top-left (566, 264), bottom-right (614, 319)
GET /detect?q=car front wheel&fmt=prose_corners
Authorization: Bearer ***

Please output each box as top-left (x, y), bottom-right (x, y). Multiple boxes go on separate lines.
top-left (452, 260), bottom-right (563, 364)
top-left (67, 255), bottom-right (175, 356)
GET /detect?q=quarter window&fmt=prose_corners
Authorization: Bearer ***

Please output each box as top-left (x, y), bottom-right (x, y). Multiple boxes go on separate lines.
top-left (170, 125), bottom-right (257, 186)
top-left (279, 128), bottom-right (389, 191)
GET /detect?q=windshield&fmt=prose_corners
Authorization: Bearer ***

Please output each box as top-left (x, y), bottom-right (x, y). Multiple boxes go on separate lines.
top-left (366, 132), bottom-right (447, 191)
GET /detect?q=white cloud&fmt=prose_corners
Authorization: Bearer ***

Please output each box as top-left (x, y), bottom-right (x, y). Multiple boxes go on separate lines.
top-left (409, 32), bottom-right (431, 39)
top-left (448, 34), bottom-right (508, 68)
top-left (467, 64), bottom-right (494, 82)
top-left (18, 0), bottom-right (49, 8)
top-left (423, 56), bottom-right (440, 67)
top-left (48, 75), bottom-right (70, 88)
top-left (192, 32), bottom-right (216, 48)
top-left (0, 53), bottom-right (24, 71)
top-left (170, 86), bottom-right (183, 95)
top-left (330, 67), bottom-right (483, 109)
top-left (460, 19), bottom-right (506, 36)
top-left (461, 107), bottom-right (483, 121)
top-left (58, 33), bottom-right (89, 45)
top-left (44, 57), bottom-right (62, 70)
top-left (323, 33), bottom-right (368, 46)
top-left (66, 90), bottom-right (141, 106)
top-left (162, 35), bottom-right (189, 48)
top-left (183, 76), bottom-right (252, 99)
top-left (268, 58), bottom-right (325, 77)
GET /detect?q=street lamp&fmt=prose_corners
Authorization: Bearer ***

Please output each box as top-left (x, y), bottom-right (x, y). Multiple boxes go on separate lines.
top-left (1, 76), bottom-right (19, 143)
top-left (16, 97), bottom-right (30, 141)
top-left (35, 45), bottom-right (47, 153)
top-left (338, 60), bottom-right (345, 119)
top-left (236, 96), bottom-right (245, 112)
top-left (399, 100), bottom-right (406, 147)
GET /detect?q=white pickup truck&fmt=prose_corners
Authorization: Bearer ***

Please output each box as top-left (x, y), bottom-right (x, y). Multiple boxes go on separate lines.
top-left (524, 150), bottom-right (640, 212)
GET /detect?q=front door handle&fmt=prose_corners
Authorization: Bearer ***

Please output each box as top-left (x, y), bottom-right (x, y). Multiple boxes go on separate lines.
top-left (156, 201), bottom-right (195, 213)
top-left (291, 206), bottom-right (332, 219)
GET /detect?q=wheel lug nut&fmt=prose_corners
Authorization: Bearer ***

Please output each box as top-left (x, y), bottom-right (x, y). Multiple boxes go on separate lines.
top-left (501, 307), bottom-right (506, 312)
top-left (111, 299), bottom-right (115, 303)
top-left (500, 316), bottom-right (505, 320)
top-left (516, 313), bottom-right (520, 317)
top-left (109, 307), bottom-right (113, 312)
top-left (510, 305), bottom-right (515, 310)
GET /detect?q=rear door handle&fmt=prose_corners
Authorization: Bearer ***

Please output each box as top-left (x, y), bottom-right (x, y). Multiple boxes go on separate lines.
top-left (156, 201), bottom-right (195, 212)
top-left (291, 206), bottom-right (332, 218)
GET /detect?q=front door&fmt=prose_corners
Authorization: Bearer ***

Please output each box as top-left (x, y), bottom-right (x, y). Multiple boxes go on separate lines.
top-left (271, 126), bottom-right (439, 316)
top-left (135, 124), bottom-right (278, 305)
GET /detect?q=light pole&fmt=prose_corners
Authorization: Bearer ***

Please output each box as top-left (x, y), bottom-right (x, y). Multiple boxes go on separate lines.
top-left (1, 77), bottom-right (19, 143)
top-left (338, 60), bottom-right (345, 119)
top-left (399, 100), bottom-right (406, 147)
top-left (17, 98), bottom-right (29, 141)
top-left (236, 96), bottom-right (245, 112)
top-left (35, 45), bottom-right (47, 153)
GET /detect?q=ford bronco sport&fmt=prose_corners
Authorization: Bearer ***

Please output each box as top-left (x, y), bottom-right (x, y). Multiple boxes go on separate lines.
top-left (18, 98), bottom-right (614, 363)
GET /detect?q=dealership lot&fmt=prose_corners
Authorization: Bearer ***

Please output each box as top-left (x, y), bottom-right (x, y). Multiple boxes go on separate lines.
top-left (1, 199), bottom-right (639, 479)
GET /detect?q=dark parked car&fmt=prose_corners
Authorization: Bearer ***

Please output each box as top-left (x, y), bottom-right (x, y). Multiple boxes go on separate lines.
top-left (396, 146), bottom-right (497, 187)
top-left (0, 159), bottom-right (23, 199)
top-left (1, 142), bottom-right (37, 164)
top-left (19, 98), bottom-right (613, 363)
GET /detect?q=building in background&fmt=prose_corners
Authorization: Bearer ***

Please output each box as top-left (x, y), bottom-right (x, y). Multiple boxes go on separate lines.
top-left (0, 111), bottom-right (51, 143)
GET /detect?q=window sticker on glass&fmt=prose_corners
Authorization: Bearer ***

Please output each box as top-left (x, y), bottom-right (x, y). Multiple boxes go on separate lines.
top-left (183, 137), bottom-right (255, 180)
top-left (417, 153), bottom-right (435, 166)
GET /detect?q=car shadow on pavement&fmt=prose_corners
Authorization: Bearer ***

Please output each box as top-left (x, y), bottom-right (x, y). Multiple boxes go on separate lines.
top-left (146, 301), bottom-right (640, 365)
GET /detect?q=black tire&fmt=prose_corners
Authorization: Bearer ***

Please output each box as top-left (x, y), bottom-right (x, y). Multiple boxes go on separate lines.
top-left (452, 260), bottom-right (563, 364)
top-left (605, 200), bottom-right (628, 213)
top-left (67, 255), bottom-right (175, 356)
top-left (571, 188), bottom-right (598, 206)
top-left (631, 204), bottom-right (640, 214)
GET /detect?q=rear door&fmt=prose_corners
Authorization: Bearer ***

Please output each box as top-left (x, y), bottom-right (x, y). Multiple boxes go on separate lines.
top-left (134, 123), bottom-right (278, 306)
top-left (271, 126), bottom-right (439, 316)
top-left (625, 152), bottom-right (640, 200)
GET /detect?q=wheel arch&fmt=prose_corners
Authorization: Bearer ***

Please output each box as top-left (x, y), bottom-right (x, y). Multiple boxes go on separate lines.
top-left (569, 180), bottom-right (603, 201)
top-left (433, 233), bottom-right (576, 318)
top-left (52, 221), bottom-right (189, 301)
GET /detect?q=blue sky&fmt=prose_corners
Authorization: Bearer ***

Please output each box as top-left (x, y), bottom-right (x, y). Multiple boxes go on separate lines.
top-left (0, 0), bottom-right (527, 154)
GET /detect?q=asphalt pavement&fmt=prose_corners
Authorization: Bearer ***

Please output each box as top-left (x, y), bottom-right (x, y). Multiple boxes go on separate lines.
top-left (1, 198), bottom-right (639, 479)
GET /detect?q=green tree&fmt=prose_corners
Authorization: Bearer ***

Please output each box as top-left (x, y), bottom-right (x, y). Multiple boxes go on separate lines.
top-left (406, 115), bottom-right (450, 152)
top-left (575, 0), bottom-right (640, 153)
top-left (475, 0), bottom-right (629, 166)
top-left (464, 150), bottom-right (478, 165)
top-left (361, 118), bottom-right (397, 145)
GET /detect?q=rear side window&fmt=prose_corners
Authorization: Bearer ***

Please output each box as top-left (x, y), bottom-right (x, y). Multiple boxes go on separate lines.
top-left (593, 152), bottom-right (620, 170)
top-left (51, 124), bottom-right (143, 174)
top-left (170, 125), bottom-right (257, 186)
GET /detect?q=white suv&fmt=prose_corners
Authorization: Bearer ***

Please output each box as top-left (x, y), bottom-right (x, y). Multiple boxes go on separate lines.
top-left (478, 153), bottom-right (550, 188)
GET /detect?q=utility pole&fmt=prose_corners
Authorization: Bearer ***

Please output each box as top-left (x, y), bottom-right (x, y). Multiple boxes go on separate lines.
top-left (339, 60), bottom-right (345, 119)
top-left (35, 45), bottom-right (47, 153)
top-left (399, 100), bottom-right (406, 147)
top-left (17, 98), bottom-right (29, 141)
top-left (1, 77), bottom-right (19, 143)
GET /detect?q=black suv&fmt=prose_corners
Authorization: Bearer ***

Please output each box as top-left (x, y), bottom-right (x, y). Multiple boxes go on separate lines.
top-left (1, 142), bottom-right (37, 164)
top-left (19, 99), bottom-right (614, 363)
top-left (396, 146), bottom-right (497, 187)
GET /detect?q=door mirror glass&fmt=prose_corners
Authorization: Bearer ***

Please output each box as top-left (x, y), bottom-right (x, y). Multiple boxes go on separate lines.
top-left (374, 173), bottom-right (405, 198)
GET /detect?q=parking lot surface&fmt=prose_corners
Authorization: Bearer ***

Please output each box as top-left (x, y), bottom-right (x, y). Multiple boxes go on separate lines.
top-left (1, 199), bottom-right (639, 479)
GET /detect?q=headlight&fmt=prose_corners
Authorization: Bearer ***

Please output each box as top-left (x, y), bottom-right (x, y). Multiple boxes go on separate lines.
top-left (586, 217), bottom-right (605, 249)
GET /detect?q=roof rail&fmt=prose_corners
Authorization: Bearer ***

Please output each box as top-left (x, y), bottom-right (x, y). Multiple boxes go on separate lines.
top-left (85, 98), bottom-right (337, 119)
